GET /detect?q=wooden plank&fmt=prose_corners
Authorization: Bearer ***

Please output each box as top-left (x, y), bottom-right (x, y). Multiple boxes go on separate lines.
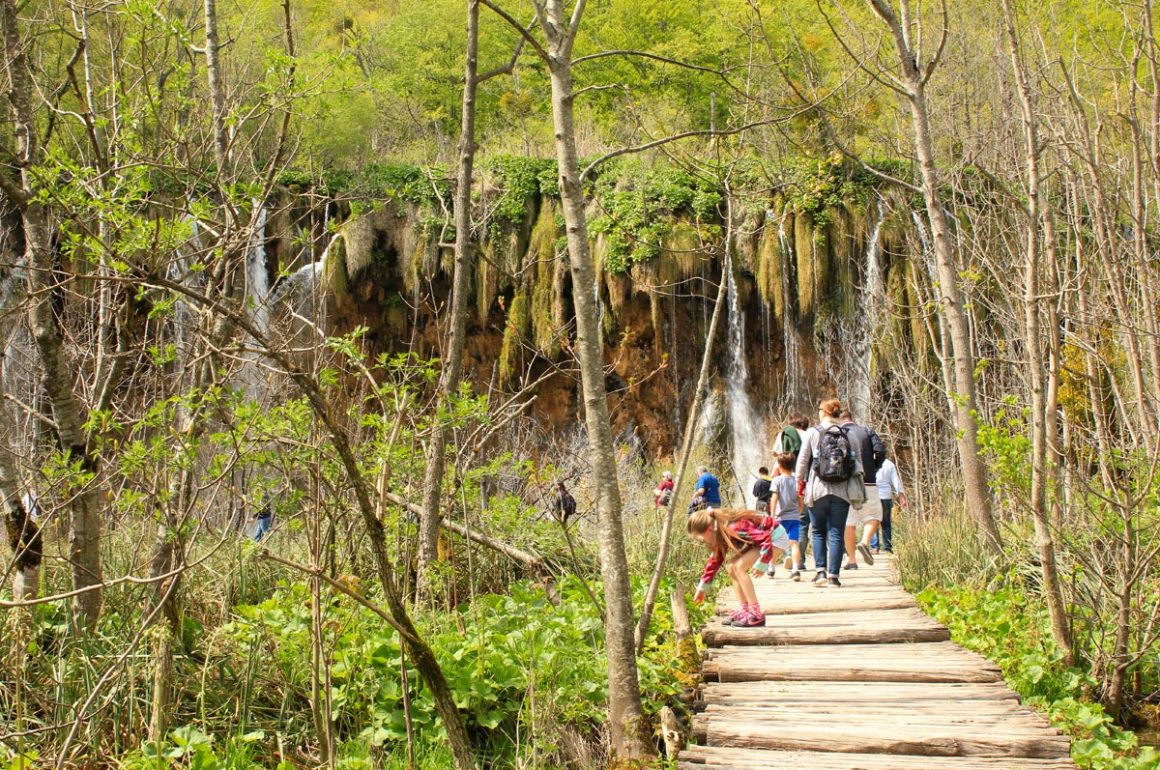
top-left (694, 707), bottom-right (1056, 735)
top-left (696, 702), bottom-right (1049, 722)
top-left (700, 719), bottom-right (1072, 758)
top-left (704, 607), bottom-right (949, 646)
top-left (703, 642), bottom-right (1003, 683)
top-left (679, 745), bottom-right (1076, 769)
top-left (699, 681), bottom-right (1021, 705)
top-left (715, 592), bottom-right (918, 615)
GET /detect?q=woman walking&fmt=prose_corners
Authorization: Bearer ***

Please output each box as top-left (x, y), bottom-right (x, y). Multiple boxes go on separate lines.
top-left (795, 398), bottom-right (864, 588)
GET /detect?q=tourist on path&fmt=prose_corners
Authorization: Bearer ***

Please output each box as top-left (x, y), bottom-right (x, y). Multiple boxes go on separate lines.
top-left (872, 457), bottom-right (906, 553)
top-left (254, 503), bottom-right (274, 542)
top-left (795, 398), bottom-right (865, 588)
top-left (772, 415), bottom-right (809, 456)
top-left (773, 452), bottom-right (804, 581)
top-left (689, 508), bottom-right (787, 627)
top-left (553, 481), bottom-right (577, 523)
top-left (752, 466), bottom-right (773, 513)
top-left (838, 409), bottom-right (886, 570)
top-left (690, 466), bottom-right (721, 513)
top-left (654, 470), bottom-right (674, 510)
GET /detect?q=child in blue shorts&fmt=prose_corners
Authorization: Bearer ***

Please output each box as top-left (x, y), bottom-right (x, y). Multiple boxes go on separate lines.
top-left (773, 453), bottom-right (803, 581)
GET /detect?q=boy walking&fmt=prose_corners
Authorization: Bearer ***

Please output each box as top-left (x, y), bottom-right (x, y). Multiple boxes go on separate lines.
top-left (752, 466), bottom-right (773, 513)
top-left (773, 453), bottom-right (804, 581)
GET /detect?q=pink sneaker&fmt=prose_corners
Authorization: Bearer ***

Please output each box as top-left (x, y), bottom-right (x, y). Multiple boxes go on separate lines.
top-left (727, 608), bottom-right (747, 623)
top-left (738, 610), bottom-right (766, 627)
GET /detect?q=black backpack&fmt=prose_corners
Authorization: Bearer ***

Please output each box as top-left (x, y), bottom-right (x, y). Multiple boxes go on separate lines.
top-left (813, 424), bottom-right (856, 482)
top-left (557, 490), bottom-right (576, 521)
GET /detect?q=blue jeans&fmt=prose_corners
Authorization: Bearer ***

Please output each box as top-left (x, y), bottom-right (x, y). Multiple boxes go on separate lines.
top-left (809, 496), bottom-right (850, 576)
top-left (254, 515), bottom-right (273, 542)
top-left (871, 500), bottom-right (894, 551)
top-left (795, 512), bottom-right (812, 571)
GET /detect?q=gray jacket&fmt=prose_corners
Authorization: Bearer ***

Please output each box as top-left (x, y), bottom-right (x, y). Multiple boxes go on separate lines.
top-left (794, 421), bottom-right (866, 507)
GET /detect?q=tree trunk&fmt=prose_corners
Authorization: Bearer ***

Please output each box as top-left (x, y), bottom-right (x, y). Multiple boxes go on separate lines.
top-left (1000, 0), bottom-right (1073, 662)
top-left (418, 0), bottom-right (482, 601)
top-left (543, 8), bottom-right (653, 755)
top-left (868, 0), bottom-right (1001, 550)
top-left (2, 0), bottom-right (104, 627)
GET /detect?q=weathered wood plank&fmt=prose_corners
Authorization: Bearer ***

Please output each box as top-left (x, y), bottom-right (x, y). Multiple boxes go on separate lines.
top-left (703, 642), bottom-right (1003, 683)
top-left (679, 745), bottom-right (1076, 769)
top-left (704, 607), bottom-right (949, 646)
top-left (700, 719), bottom-right (1071, 758)
top-left (698, 681), bottom-right (1021, 705)
top-left (694, 707), bottom-right (1056, 735)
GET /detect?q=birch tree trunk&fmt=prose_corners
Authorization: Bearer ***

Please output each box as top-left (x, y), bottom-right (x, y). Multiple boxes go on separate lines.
top-left (418, 0), bottom-right (482, 601)
top-left (2, 0), bottom-right (104, 626)
top-left (1000, 0), bottom-right (1073, 662)
top-left (867, 0), bottom-right (1002, 550)
top-left (535, 0), bottom-right (653, 759)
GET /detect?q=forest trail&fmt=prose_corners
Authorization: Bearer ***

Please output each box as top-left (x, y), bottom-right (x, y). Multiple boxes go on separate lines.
top-left (679, 555), bottom-right (1078, 769)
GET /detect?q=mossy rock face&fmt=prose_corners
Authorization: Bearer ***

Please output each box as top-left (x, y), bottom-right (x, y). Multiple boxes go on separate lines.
top-left (734, 205), bottom-right (765, 273)
top-left (905, 257), bottom-right (932, 364)
top-left (324, 234), bottom-right (352, 312)
top-left (529, 200), bottom-right (562, 357)
top-left (476, 240), bottom-right (499, 320)
top-left (828, 205), bottom-right (858, 323)
top-left (657, 220), bottom-right (705, 285)
top-left (794, 210), bottom-right (831, 322)
top-left (384, 292), bottom-right (408, 339)
top-left (499, 291), bottom-right (531, 386)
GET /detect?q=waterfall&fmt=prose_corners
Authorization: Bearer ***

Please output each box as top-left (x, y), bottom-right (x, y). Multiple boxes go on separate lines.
top-left (723, 253), bottom-right (765, 505)
top-left (911, 210), bottom-right (938, 281)
top-left (270, 235), bottom-right (333, 316)
top-left (776, 214), bottom-right (806, 411)
top-left (852, 201), bottom-right (886, 419)
top-left (247, 205), bottom-right (270, 334)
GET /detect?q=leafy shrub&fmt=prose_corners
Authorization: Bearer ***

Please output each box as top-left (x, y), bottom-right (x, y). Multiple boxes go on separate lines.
top-left (217, 573), bottom-right (693, 763)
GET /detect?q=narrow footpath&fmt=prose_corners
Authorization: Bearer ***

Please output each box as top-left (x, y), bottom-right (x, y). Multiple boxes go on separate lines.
top-left (679, 555), bottom-right (1078, 769)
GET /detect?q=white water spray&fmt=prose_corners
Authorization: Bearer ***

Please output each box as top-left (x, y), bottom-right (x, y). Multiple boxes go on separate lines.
top-left (723, 253), bottom-right (765, 505)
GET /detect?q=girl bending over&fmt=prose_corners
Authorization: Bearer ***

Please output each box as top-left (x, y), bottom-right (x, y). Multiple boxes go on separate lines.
top-left (689, 508), bottom-right (786, 627)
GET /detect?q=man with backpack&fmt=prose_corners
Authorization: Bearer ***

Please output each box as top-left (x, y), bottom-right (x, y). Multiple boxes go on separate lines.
top-left (654, 470), bottom-right (674, 510)
top-left (839, 409), bottom-right (886, 570)
top-left (554, 481), bottom-right (577, 523)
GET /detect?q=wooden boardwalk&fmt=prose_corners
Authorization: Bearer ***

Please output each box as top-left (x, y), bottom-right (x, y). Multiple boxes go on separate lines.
top-left (680, 555), bottom-right (1077, 770)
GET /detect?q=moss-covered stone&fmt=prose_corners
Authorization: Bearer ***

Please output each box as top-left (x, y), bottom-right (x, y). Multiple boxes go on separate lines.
top-left (657, 220), bottom-right (704, 285)
top-left (529, 201), bottom-right (561, 357)
top-left (324, 234), bottom-right (351, 311)
top-left (795, 210), bottom-right (831, 322)
top-left (498, 291), bottom-right (531, 386)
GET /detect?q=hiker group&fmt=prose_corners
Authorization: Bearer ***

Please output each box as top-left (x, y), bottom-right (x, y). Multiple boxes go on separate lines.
top-left (687, 397), bottom-right (907, 628)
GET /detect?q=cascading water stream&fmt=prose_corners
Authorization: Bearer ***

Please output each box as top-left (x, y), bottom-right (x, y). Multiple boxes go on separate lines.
top-left (247, 205), bottom-right (270, 335)
top-left (853, 200), bottom-right (886, 418)
top-left (240, 204), bottom-right (272, 400)
top-left (723, 253), bottom-right (765, 504)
